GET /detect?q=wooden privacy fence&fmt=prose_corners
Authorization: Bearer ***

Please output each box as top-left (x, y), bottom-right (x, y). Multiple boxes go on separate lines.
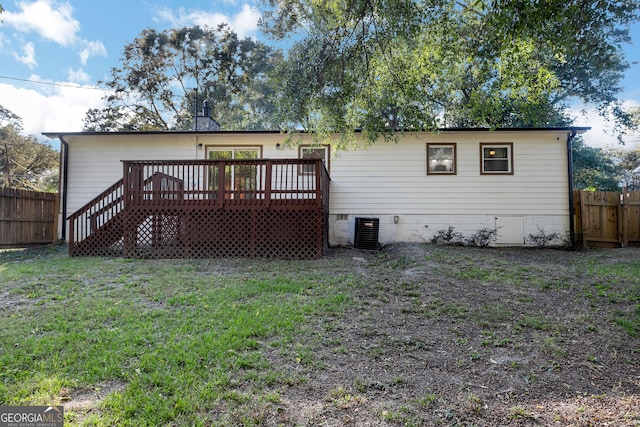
top-left (0, 187), bottom-right (58, 247)
top-left (574, 189), bottom-right (640, 248)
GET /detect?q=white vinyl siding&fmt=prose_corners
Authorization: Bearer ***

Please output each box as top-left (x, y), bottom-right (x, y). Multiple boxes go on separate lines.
top-left (61, 130), bottom-right (573, 246)
top-left (328, 132), bottom-right (568, 217)
top-left (65, 136), bottom-right (194, 217)
top-left (64, 134), bottom-right (287, 218)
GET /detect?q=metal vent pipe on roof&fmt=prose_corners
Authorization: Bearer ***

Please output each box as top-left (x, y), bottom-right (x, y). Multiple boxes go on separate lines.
top-left (202, 101), bottom-right (211, 117)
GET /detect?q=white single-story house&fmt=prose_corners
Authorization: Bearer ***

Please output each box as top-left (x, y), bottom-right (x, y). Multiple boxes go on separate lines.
top-left (44, 126), bottom-right (589, 257)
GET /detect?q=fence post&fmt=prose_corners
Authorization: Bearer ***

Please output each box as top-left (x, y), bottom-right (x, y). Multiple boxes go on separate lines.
top-left (53, 192), bottom-right (60, 244)
top-left (622, 188), bottom-right (629, 248)
top-left (573, 190), bottom-right (583, 247)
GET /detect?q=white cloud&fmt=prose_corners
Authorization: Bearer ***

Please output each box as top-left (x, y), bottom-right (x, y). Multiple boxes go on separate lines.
top-left (571, 99), bottom-right (640, 148)
top-left (3, 0), bottom-right (80, 46)
top-left (230, 5), bottom-right (261, 37)
top-left (79, 40), bottom-right (107, 65)
top-left (154, 4), bottom-right (260, 38)
top-left (0, 80), bottom-right (107, 139)
top-left (67, 67), bottom-right (90, 84)
top-left (14, 42), bottom-right (38, 67)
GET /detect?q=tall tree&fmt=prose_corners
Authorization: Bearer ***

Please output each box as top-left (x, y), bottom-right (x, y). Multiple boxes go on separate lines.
top-left (84, 24), bottom-right (283, 131)
top-left (0, 105), bottom-right (20, 129)
top-left (0, 106), bottom-right (59, 191)
top-left (606, 144), bottom-right (640, 189)
top-left (572, 138), bottom-right (620, 191)
top-left (260, 0), bottom-right (639, 146)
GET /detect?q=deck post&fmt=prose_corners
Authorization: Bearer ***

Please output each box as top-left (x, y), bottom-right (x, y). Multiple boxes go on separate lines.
top-left (68, 212), bottom-right (75, 255)
top-left (216, 161), bottom-right (225, 207)
top-left (315, 160), bottom-right (322, 207)
top-left (265, 160), bottom-right (272, 207)
top-left (122, 161), bottom-right (135, 257)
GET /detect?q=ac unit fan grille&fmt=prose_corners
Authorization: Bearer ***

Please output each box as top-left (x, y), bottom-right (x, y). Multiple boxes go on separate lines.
top-left (354, 217), bottom-right (380, 250)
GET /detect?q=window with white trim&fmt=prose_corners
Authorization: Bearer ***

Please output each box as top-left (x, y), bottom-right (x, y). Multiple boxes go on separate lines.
top-left (427, 143), bottom-right (456, 175)
top-left (480, 143), bottom-right (513, 174)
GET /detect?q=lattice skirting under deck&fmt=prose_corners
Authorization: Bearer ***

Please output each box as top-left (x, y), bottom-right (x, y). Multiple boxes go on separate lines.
top-left (71, 207), bottom-right (325, 259)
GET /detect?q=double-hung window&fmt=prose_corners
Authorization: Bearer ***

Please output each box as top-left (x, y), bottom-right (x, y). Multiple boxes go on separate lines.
top-left (480, 143), bottom-right (513, 174)
top-left (427, 143), bottom-right (456, 175)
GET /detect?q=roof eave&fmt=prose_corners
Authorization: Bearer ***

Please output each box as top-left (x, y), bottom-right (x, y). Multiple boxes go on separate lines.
top-left (43, 126), bottom-right (591, 139)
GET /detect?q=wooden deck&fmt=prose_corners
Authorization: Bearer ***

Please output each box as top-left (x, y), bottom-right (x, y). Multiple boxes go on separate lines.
top-left (68, 159), bottom-right (330, 258)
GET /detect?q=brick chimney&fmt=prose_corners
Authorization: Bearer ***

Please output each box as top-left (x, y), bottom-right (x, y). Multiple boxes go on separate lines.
top-left (194, 101), bottom-right (220, 131)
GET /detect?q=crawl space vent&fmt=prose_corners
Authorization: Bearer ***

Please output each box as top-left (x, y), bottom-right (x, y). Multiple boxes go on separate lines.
top-left (354, 217), bottom-right (380, 250)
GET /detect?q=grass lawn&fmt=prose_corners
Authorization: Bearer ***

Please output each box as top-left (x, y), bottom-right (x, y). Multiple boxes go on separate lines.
top-left (1, 244), bottom-right (639, 426)
top-left (1, 245), bottom-right (354, 426)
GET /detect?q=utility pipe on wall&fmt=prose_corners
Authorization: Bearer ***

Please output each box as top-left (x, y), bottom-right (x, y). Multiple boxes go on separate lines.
top-left (566, 128), bottom-right (577, 249)
top-left (57, 135), bottom-right (69, 241)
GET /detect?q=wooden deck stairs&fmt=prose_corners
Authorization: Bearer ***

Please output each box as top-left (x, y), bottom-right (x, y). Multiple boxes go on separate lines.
top-left (67, 159), bottom-right (330, 259)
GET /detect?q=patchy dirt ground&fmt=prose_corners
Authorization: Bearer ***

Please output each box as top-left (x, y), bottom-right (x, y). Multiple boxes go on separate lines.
top-left (257, 244), bottom-right (640, 426)
top-left (2, 243), bottom-right (638, 426)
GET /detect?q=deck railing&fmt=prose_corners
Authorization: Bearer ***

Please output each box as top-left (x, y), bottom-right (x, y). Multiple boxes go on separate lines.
top-left (123, 159), bottom-right (328, 209)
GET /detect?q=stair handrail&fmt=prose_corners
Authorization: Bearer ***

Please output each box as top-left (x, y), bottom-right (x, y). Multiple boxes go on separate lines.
top-left (67, 179), bottom-right (123, 221)
top-left (67, 171), bottom-right (174, 250)
top-left (67, 178), bottom-right (125, 250)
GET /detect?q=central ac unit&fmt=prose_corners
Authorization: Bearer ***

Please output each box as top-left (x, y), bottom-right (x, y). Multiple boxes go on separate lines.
top-left (354, 217), bottom-right (380, 250)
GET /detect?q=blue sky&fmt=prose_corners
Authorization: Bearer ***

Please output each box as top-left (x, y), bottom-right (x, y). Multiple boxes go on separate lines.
top-left (0, 0), bottom-right (639, 148)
